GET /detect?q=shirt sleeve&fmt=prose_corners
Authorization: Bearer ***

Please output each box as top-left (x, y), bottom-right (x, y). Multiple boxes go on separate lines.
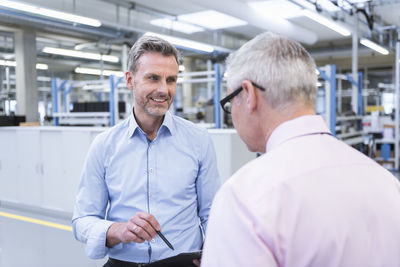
top-left (196, 132), bottom-right (221, 234)
top-left (201, 185), bottom-right (278, 267)
top-left (72, 133), bottom-right (116, 259)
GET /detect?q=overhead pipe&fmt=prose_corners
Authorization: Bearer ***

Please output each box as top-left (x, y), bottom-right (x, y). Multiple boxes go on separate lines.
top-left (186, 0), bottom-right (318, 45)
top-left (0, 9), bottom-right (117, 39)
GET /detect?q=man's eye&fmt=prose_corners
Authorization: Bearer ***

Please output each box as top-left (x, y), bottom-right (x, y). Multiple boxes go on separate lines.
top-left (149, 75), bottom-right (159, 81)
top-left (167, 77), bottom-right (177, 83)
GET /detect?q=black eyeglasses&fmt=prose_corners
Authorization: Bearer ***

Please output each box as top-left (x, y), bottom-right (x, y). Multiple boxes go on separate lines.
top-left (220, 82), bottom-right (266, 114)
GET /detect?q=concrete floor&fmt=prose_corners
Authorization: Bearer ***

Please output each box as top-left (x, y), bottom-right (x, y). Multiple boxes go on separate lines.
top-left (0, 204), bottom-right (106, 267)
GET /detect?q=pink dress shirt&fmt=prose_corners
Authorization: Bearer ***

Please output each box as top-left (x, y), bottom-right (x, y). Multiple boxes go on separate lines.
top-left (202, 115), bottom-right (400, 267)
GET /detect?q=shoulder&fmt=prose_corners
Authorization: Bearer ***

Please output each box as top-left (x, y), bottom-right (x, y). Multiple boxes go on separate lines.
top-left (92, 118), bottom-right (130, 148)
top-left (224, 154), bottom-right (281, 200)
top-left (171, 114), bottom-right (210, 140)
top-left (228, 152), bottom-right (282, 186)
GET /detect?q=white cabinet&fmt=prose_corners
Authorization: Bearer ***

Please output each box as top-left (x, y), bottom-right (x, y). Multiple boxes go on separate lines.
top-left (15, 129), bottom-right (43, 206)
top-left (209, 129), bottom-right (256, 183)
top-left (41, 130), bottom-right (98, 212)
top-left (0, 127), bottom-right (103, 214)
top-left (0, 129), bottom-right (18, 202)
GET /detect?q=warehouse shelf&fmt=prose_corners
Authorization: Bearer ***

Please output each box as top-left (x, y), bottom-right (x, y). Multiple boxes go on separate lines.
top-left (336, 131), bottom-right (364, 139)
top-left (317, 64), bottom-right (364, 147)
top-left (375, 157), bottom-right (396, 162)
top-left (336, 116), bottom-right (363, 122)
top-left (51, 76), bottom-right (127, 126)
top-left (53, 112), bottom-right (110, 125)
top-left (176, 63), bottom-right (223, 128)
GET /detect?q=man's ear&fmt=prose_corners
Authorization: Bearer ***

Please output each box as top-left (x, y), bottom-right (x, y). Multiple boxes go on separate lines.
top-left (125, 71), bottom-right (134, 91)
top-left (241, 80), bottom-right (257, 113)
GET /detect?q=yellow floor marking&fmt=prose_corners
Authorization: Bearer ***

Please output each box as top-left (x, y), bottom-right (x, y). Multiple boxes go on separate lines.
top-left (0, 211), bottom-right (72, 232)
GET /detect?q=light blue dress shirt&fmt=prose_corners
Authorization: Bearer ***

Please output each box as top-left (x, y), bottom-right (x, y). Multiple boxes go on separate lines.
top-left (72, 111), bottom-right (220, 263)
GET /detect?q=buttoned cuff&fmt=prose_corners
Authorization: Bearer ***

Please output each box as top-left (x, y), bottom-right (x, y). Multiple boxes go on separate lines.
top-left (85, 220), bottom-right (115, 259)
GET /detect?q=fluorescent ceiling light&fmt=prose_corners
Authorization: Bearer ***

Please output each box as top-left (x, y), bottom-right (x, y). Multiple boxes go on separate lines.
top-left (178, 10), bottom-right (247, 30)
top-left (360, 38), bottom-right (389, 55)
top-left (303, 10), bottom-right (351, 36)
top-left (0, 59), bottom-right (48, 70)
top-left (0, 59), bottom-right (15, 67)
top-left (150, 18), bottom-right (204, 34)
top-left (144, 32), bottom-right (214, 53)
top-left (0, 0), bottom-right (101, 27)
top-left (36, 63), bottom-right (48, 70)
top-left (75, 67), bottom-right (124, 77)
top-left (42, 47), bottom-right (119, 63)
top-left (248, 0), bottom-right (303, 19)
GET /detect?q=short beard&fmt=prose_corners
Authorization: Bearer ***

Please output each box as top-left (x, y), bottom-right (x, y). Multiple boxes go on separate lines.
top-left (141, 93), bottom-right (172, 116)
top-left (144, 105), bottom-right (169, 116)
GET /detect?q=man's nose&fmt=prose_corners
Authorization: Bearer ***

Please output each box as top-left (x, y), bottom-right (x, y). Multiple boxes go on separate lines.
top-left (156, 80), bottom-right (169, 94)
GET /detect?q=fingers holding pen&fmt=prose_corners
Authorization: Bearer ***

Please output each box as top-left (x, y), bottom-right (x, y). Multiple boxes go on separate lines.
top-left (122, 224), bottom-right (145, 243)
top-left (127, 221), bottom-right (152, 242)
top-left (106, 212), bottom-right (162, 247)
top-left (129, 212), bottom-right (161, 242)
top-left (106, 222), bottom-right (144, 247)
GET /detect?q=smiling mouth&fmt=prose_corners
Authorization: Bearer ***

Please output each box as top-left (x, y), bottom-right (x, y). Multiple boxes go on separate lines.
top-left (150, 97), bottom-right (168, 103)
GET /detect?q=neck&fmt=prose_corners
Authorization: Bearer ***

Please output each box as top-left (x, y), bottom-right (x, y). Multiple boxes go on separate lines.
top-left (261, 103), bottom-right (315, 150)
top-left (133, 108), bottom-right (164, 141)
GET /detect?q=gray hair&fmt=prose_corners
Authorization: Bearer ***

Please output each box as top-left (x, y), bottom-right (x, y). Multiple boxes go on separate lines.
top-left (127, 35), bottom-right (180, 73)
top-left (226, 32), bottom-right (317, 108)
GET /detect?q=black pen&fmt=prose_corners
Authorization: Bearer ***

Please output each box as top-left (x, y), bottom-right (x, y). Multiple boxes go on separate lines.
top-left (156, 231), bottom-right (174, 250)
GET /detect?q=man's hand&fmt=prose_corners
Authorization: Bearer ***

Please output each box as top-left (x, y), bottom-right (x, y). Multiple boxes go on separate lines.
top-left (106, 212), bottom-right (161, 247)
top-left (193, 258), bottom-right (201, 267)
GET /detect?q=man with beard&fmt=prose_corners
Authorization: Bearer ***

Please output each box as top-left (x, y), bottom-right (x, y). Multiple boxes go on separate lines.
top-left (72, 35), bottom-right (220, 266)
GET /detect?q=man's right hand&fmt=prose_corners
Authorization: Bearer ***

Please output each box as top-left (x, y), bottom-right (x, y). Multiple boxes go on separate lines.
top-left (106, 212), bottom-right (161, 247)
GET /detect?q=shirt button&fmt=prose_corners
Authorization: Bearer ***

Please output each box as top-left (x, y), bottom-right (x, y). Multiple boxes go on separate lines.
top-left (151, 239), bottom-right (155, 243)
top-left (149, 168), bottom-right (153, 173)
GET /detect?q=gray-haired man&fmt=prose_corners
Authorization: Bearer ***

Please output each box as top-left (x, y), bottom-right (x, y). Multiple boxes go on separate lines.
top-left (202, 32), bottom-right (400, 267)
top-left (73, 35), bottom-right (220, 266)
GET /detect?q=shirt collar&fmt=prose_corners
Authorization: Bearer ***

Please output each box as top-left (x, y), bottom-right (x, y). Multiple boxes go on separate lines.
top-left (128, 110), bottom-right (175, 138)
top-left (266, 115), bottom-right (331, 152)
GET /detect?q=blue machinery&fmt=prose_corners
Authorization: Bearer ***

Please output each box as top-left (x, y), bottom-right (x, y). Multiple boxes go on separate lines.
top-left (317, 64), bottom-right (363, 137)
top-left (318, 63), bottom-right (400, 171)
top-left (108, 75), bottom-right (124, 126)
top-left (52, 64), bottom-right (363, 132)
top-left (52, 77), bottom-right (125, 126)
top-left (214, 63), bottom-right (221, 129)
top-left (52, 63), bottom-right (224, 127)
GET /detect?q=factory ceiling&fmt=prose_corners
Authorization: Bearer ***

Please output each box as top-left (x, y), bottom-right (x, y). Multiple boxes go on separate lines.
top-left (0, 0), bottom-right (399, 70)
